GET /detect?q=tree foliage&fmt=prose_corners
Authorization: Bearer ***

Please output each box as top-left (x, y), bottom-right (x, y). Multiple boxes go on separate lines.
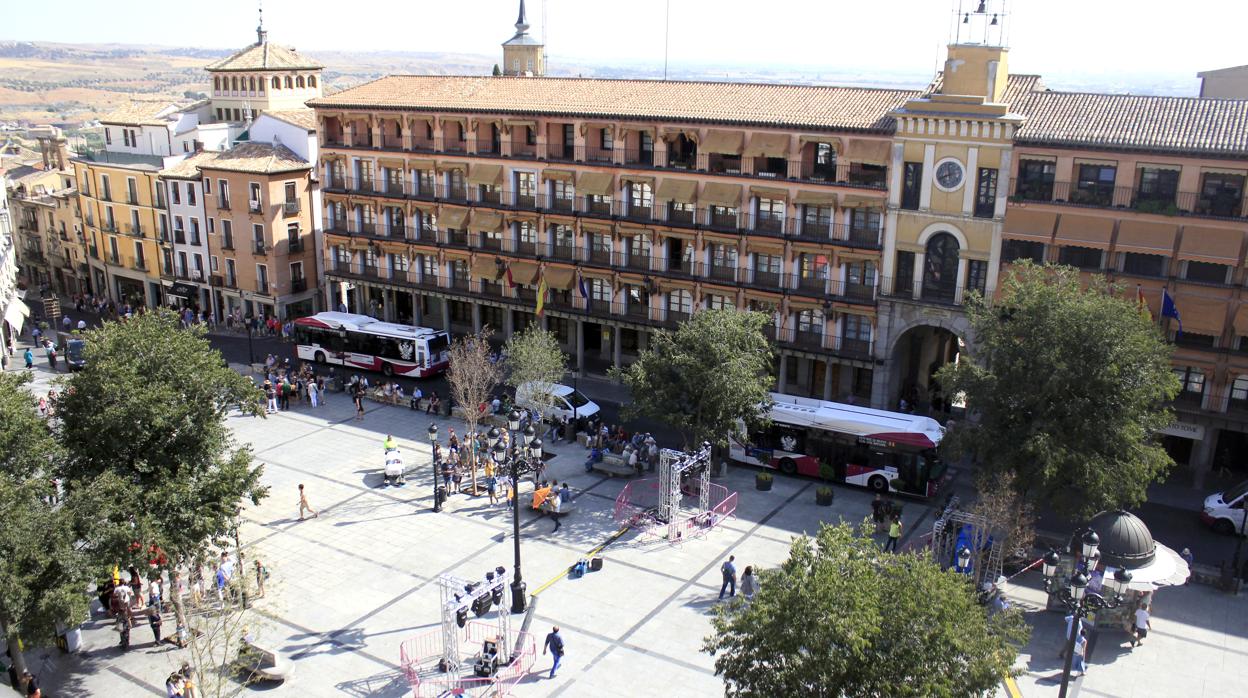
top-left (53, 310), bottom-right (267, 569)
top-left (612, 309), bottom-right (774, 448)
top-left (0, 373), bottom-right (91, 676)
top-left (504, 323), bottom-right (567, 418)
top-left (446, 330), bottom-right (502, 490)
top-left (704, 523), bottom-right (1028, 698)
top-left (937, 263), bottom-right (1180, 520)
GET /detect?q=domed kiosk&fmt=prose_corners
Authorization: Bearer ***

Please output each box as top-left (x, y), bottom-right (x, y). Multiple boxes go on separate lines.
top-left (1087, 510), bottom-right (1156, 570)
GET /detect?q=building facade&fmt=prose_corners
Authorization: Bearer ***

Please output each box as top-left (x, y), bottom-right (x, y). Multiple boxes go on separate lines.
top-left (1, 176), bottom-right (24, 352)
top-left (204, 24), bottom-right (324, 122)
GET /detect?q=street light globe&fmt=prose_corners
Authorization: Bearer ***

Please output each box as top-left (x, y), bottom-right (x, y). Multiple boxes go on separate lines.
top-left (427, 424), bottom-right (438, 442)
top-left (1080, 530), bottom-right (1101, 561)
top-left (522, 424), bottom-right (535, 446)
top-left (491, 441), bottom-right (507, 464)
top-left (1042, 550), bottom-right (1061, 578)
top-left (487, 426), bottom-right (501, 445)
top-left (507, 409), bottom-right (522, 431)
top-left (529, 438), bottom-right (543, 459)
top-left (1069, 570), bottom-right (1089, 601)
top-left (1109, 567), bottom-right (1134, 596)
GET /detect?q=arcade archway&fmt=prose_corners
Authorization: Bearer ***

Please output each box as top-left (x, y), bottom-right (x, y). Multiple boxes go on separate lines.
top-left (889, 323), bottom-right (966, 419)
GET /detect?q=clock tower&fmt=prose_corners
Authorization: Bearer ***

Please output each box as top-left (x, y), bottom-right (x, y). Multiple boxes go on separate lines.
top-left (872, 0), bottom-right (1028, 412)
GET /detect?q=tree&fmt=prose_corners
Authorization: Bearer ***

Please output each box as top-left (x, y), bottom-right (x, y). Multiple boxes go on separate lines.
top-left (704, 523), bottom-right (1028, 698)
top-left (492, 64), bottom-right (502, 76)
top-left (969, 470), bottom-right (1036, 570)
top-left (612, 309), bottom-right (774, 449)
top-left (936, 263), bottom-right (1180, 520)
top-left (182, 557), bottom-right (264, 698)
top-left (0, 373), bottom-right (91, 678)
top-left (503, 323), bottom-right (567, 423)
top-left (446, 330), bottom-right (502, 494)
top-left (52, 311), bottom-right (267, 633)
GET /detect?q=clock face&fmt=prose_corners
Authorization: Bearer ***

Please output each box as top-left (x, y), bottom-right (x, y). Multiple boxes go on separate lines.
top-left (935, 160), bottom-right (964, 191)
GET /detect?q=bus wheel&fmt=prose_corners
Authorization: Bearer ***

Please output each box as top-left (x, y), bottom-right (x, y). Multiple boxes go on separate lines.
top-left (1214, 518), bottom-right (1236, 536)
top-left (381, 362), bottom-right (395, 377)
top-left (778, 458), bottom-right (797, 475)
top-left (868, 475), bottom-right (888, 493)
top-left (314, 351), bottom-right (327, 364)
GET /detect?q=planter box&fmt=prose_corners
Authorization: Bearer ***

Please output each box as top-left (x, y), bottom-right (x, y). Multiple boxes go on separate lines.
top-left (755, 475), bottom-right (773, 491)
top-left (816, 490), bottom-right (834, 506)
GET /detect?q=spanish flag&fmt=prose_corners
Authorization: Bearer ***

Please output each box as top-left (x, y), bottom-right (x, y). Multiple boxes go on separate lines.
top-left (536, 274), bottom-right (549, 317)
top-left (1136, 285), bottom-right (1151, 320)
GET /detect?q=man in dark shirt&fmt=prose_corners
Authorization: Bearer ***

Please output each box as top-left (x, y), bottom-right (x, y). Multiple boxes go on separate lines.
top-left (719, 555), bottom-right (737, 599)
top-left (542, 626), bottom-right (564, 679)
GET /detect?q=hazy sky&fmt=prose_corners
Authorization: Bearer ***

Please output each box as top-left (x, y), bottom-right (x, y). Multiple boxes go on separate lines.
top-left (4, 0), bottom-right (1243, 88)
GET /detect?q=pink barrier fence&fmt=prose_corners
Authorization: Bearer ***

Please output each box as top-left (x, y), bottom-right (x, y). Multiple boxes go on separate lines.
top-left (400, 621), bottom-right (536, 697)
top-left (613, 479), bottom-right (738, 543)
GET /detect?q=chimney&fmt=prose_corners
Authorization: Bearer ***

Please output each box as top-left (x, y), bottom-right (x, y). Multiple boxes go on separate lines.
top-left (54, 137), bottom-right (68, 171)
top-left (39, 138), bottom-right (51, 169)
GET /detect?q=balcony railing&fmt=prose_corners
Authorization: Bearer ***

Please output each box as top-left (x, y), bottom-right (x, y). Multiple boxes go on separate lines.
top-left (288, 238), bottom-right (304, 254)
top-left (1009, 179), bottom-right (1248, 220)
top-left (290, 277), bottom-right (308, 293)
top-left (283, 200), bottom-right (301, 214)
top-left (880, 277), bottom-right (990, 306)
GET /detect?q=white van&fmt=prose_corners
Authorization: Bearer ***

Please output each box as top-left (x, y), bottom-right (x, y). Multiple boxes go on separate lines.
top-left (1201, 480), bottom-right (1248, 535)
top-left (515, 382), bottom-right (600, 421)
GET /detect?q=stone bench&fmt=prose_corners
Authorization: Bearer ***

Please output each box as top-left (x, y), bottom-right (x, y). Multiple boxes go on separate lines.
top-left (591, 458), bottom-right (637, 478)
top-left (536, 500), bottom-right (578, 516)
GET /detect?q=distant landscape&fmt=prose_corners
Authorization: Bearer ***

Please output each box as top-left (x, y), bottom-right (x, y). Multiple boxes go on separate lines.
top-left (0, 39), bottom-right (1203, 127)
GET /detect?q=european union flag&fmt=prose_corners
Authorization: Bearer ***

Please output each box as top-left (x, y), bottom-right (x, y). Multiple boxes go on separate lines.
top-left (1161, 288), bottom-right (1182, 334)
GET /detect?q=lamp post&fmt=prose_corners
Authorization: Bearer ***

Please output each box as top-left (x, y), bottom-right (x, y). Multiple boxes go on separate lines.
top-left (427, 423), bottom-right (440, 512)
top-left (491, 410), bottom-right (541, 613)
top-left (1041, 530), bottom-right (1133, 698)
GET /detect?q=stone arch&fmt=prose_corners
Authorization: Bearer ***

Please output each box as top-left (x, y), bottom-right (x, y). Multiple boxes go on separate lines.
top-left (308, 75), bottom-right (317, 88)
top-left (885, 316), bottom-right (974, 418)
top-left (272, 76), bottom-right (281, 90)
top-left (284, 76), bottom-right (293, 89)
top-left (296, 75), bottom-right (306, 88)
top-left (916, 221), bottom-right (969, 249)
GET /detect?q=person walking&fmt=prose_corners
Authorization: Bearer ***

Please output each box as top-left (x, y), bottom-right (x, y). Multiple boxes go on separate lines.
top-left (740, 565), bottom-right (758, 601)
top-left (871, 494), bottom-right (887, 533)
top-left (298, 483), bottom-right (318, 520)
top-left (542, 626), bottom-right (565, 679)
top-left (117, 613), bottom-right (131, 650)
top-left (149, 605), bottom-right (163, 645)
top-left (254, 559), bottom-right (267, 598)
top-left (719, 555), bottom-right (737, 599)
top-left (1071, 628), bottom-right (1088, 677)
top-left (44, 340), bottom-right (57, 371)
top-left (550, 487), bottom-right (563, 532)
top-left (23, 347), bottom-right (33, 369)
top-left (883, 514), bottom-right (902, 552)
top-left (1131, 603), bottom-right (1151, 647)
top-left (352, 381), bottom-right (366, 421)
top-left (264, 381), bottom-right (277, 414)
top-left (306, 378), bottom-right (319, 408)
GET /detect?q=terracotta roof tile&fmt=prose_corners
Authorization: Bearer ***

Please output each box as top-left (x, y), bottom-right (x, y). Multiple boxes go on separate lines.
top-left (205, 41), bottom-right (323, 72)
top-left (1015, 91), bottom-right (1248, 157)
top-left (922, 73), bottom-right (1044, 109)
top-left (263, 109), bottom-right (317, 131)
top-left (309, 75), bottom-right (921, 132)
top-left (196, 142), bottom-right (310, 175)
top-left (159, 151), bottom-right (220, 179)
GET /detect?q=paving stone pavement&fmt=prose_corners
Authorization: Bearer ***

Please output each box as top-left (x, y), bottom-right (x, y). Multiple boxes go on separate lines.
top-left (8, 350), bottom-right (929, 697)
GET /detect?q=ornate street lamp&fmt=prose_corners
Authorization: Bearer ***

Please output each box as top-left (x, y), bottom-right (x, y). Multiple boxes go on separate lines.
top-left (427, 423), bottom-right (440, 512)
top-left (491, 412), bottom-right (542, 613)
top-left (1041, 530), bottom-right (1133, 698)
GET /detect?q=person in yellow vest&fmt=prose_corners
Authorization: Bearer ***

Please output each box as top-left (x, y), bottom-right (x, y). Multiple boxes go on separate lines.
top-left (383, 434), bottom-right (397, 451)
top-left (884, 514), bottom-right (902, 552)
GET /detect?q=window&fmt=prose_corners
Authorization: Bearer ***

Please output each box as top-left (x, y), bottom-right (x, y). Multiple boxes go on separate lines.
top-left (421, 255), bottom-right (438, 279)
top-left (813, 143), bottom-right (836, 179)
top-left (711, 243), bottom-right (738, 269)
top-left (1137, 168), bottom-right (1180, 206)
top-left (284, 76), bottom-right (293, 89)
top-left (257, 264), bottom-right (269, 293)
top-left (797, 309), bottom-right (823, 334)
top-left (171, 184), bottom-right (181, 205)
top-left (590, 278), bottom-right (612, 302)
top-left (1016, 159), bottom-right (1057, 200)
top-left (629, 182), bottom-right (653, 215)
top-left (249, 182), bottom-right (262, 212)
top-left (974, 168), bottom-right (998, 218)
top-left (552, 180), bottom-right (574, 204)
top-left (291, 261), bottom-right (305, 281)
top-left (1198, 173), bottom-right (1246, 218)
top-left (706, 294), bottom-right (735, 311)
top-left (389, 253), bottom-right (408, 274)
top-left (210, 255), bottom-right (218, 272)
top-left (126, 178), bottom-right (138, 204)
top-left (218, 180), bottom-right (230, 208)
top-left (133, 240), bottom-right (145, 267)
top-left (272, 77), bottom-right (280, 89)
top-left (225, 258), bottom-right (237, 285)
top-left (1074, 164), bottom-right (1117, 206)
top-left (296, 76), bottom-right (305, 88)
top-left (668, 201), bottom-right (694, 222)
top-left (601, 128), bottom-right (613, 151)
top-left (966, 260), bottom-right (988, 295)
top-left (177, 251), bottom-right (188, 275)
top-left (850, 208), bottom-right (881, 234)
top-left (754, 254), bottom-right (782, 282)
top-left (308, 76), bottom-right (316, 88)
top-left (221, 219), bottom-right (233, 249)
top-left (845, 260), bottom-right (876, 292)
top-left (922, 233), bottom-right (961, 301)
top-left (252, 224), bottom-right (265, 253)
top-left (207, 218), bottom-right (214, 234)
top-left (756, 198), bottom-right (784, 232)
top-left (186, 182), bottom-right (196, 206)
top-left (516, 172), bottom-right (536, 206)
top-left (1184, 260), bottom-right (1230, 284)
top-left (844, 315), bottom-right (872, 343)
top-left (1057, 246), bottom-right (1103, 270)
top-left (901, 162), bottom-right (923, 210)
top-left (1121, 252), bottom-right (1167, 277)
top-left (1002, 239), bottom-right (1045, 264)
top-left (189, 218), bottom-right (200, 244)
top-left (1173, 366), bottom-right (1205, 399)
top-left (668, 289), bottom-right (692, 315)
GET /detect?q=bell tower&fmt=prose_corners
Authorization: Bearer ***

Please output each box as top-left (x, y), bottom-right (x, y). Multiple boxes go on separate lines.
top-left (502, 0), bottom-right (545, 77)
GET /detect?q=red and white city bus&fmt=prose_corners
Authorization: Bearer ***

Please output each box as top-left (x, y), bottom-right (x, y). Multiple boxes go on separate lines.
top-left (729, 392), bottom-right (948, 497)
top-left (293, 312), bottom-right (451, 378)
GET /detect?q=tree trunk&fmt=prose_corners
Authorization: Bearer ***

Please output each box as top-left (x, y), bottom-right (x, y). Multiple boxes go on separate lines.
top-left (466, 417), bottom-right (479, 496)
top-left (5, 629), bottom-right (28, 683)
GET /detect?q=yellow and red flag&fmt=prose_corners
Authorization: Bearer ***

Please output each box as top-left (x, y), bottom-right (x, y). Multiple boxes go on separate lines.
top-left (536, 273), bottom-right (549, 317)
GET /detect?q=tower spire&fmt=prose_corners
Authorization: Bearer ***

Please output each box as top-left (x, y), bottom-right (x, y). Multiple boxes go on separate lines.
top-left (515, 0), bottom-right (530, 34)
top-left (256, 0), bottom-right (268, 45)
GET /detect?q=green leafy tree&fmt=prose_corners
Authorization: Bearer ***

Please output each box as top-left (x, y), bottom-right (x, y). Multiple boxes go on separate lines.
top-left (704, 523), bottom-right (1028, 697)
top-left (937, 263), bottom-right (1180, 520)
top-left (54, 311), bottom-right (266, 607)
top-left (504, 323), bottom-right (568, 420)
top-left (0, 373), bottom-right (91, 678)
top-left (612, 309), bottom-right (774, 448)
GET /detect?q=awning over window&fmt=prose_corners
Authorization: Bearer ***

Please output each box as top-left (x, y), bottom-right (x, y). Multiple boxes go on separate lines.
top-left (1233, 305), bottom-right (1248, 336)
top-left (1175, 295), bottom-right (1226, 336)
top-left (1138, 162), bottom-right (1182, 172)
top-left (1178, 226), bottom-right (1244, 265)
top-left (509, 261), bottom-right (539, 286)
top-left (543, 266), bottom-right (576, 290)
top-left (743, 133), bottom-right (790, 158)
top-left (577, 172), bottom-right (614, 196)
top-left (701, 182), bottom-right (743, 207)
top-left (4, 301), bottom-right (30, 335)
top-left (746, 239), bottom-right (785, 255)
top-left (439, 208), bottom-right (468, 229)
top-left (408, 159), bottom-right (435, 171)
top-left (471, 257), bottom-right (503, 281)
top-left (620, 174), bottom-right (656, 187)
top-left (1055, 214), bottom-right (1114, 249)
top-left (377, 158), bottom-right (405, 170)
top-left (750, 185), bottom-right (788, 201)
top-left (840, 195), bottom-right (882, 208)
top-left (1002, 209), bottom-right (1057, 242)
top-left (467, 163), bottom-right (503, 187)
top-left (542, 169), bottom-right (574, 182)
top-left (701, 130), bottom-right (744, 155)
top-left (470, 210), bottom-right (503, 232)
top-left (794, 191), bottom-right (837, 207)
top-left (656, 178), bottom-right (697, 204)
top-left (437, 161), bottom-right (467, 172)
top-left (506, 120), bottom-right (536, 129)
top-left (1115, 220), bottom-right (1177, 256)
top-left (844, 138), bottom-right (892, 166)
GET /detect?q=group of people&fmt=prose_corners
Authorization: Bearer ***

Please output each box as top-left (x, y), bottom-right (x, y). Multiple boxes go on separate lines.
top-left (871, 493), bottom-right (905, 552)
top-left (717, 555), bottom-right (759, 601)
top-left (163, 662), bottom-right (198, 697)
top-left (260, 358), bottom-right (330, 414)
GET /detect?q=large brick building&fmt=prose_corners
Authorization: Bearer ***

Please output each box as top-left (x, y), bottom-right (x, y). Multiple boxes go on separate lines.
top-left (307, 0), bottom-right (1248, 485)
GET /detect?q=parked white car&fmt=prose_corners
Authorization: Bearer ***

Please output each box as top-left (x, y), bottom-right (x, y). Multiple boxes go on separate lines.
top-left (1201, 480), bottom-right (1247, 535)
top-left (514, 382), bottom-right (599, 421)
